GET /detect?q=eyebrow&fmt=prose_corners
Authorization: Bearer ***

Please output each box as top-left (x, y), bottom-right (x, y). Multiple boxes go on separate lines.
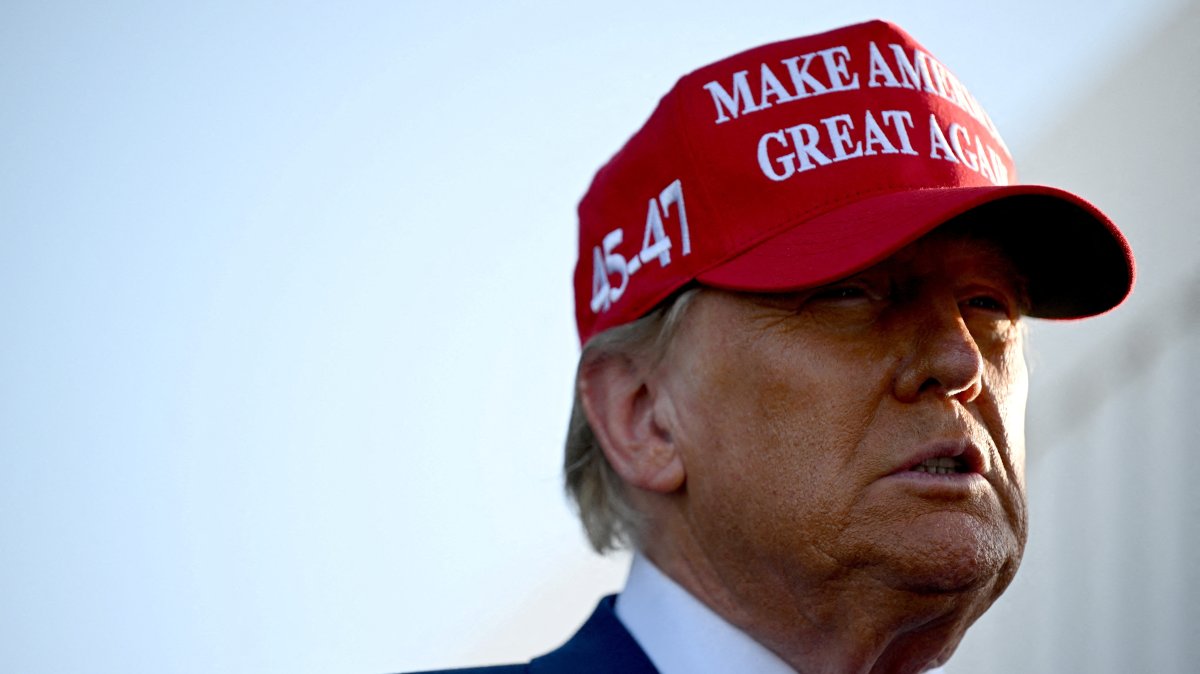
top-left (936, 236), bottom-right (1031, 313)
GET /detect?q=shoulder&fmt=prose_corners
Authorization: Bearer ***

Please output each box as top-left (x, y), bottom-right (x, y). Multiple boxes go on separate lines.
top-left (405, 662), bottom-right (528, 666)
top-left (402, 595), bottom-right (657, 674)
top-left (528, 595), bottom-right (657, 674)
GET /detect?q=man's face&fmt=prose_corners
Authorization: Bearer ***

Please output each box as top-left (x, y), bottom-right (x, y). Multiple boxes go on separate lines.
top-left (656, 229), bottom-right (1029, 599)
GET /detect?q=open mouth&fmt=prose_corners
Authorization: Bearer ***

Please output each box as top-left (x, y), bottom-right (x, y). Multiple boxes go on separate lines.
top-left (908, 456), bottom-right (970, 475)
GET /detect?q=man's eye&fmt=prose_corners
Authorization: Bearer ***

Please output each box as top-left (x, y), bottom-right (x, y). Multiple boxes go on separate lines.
top-left (964, 295), bottom-right (1008, 313)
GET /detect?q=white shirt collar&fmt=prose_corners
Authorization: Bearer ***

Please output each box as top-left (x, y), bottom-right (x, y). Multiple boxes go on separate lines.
top-left (614, 553), bottom-right (797, 674)
top-left (613, 553), bottom-right (948, 674)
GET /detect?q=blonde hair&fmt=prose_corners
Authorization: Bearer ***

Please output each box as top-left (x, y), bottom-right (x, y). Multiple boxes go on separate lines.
top-left (563, 288), bottom-right (701, 553)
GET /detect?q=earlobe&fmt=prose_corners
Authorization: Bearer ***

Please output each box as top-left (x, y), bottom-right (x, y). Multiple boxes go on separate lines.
top-left (578, 352), bottom-right (686, 494)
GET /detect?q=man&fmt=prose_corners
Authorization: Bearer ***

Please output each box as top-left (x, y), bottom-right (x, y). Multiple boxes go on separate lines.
top-left (414, 19), bottom-right (1133, 674)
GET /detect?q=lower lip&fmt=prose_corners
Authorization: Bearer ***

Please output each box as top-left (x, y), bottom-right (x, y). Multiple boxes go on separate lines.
top-left (882, 471), bottom-right (988, 497)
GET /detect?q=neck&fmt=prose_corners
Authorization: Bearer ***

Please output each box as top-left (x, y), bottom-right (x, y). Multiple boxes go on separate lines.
top-left (639, 524), bottom-right (1008, 674)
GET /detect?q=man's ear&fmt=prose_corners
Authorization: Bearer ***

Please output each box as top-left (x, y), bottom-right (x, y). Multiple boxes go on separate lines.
top-left (578, 352), bottom-right (685, 494)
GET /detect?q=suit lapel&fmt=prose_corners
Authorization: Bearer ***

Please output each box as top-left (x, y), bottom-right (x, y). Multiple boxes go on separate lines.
top-left (530, 595), bottom-right (658, 674)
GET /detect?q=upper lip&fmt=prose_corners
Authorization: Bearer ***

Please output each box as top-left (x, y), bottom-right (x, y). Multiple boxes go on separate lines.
top-left (890, 439), bottom-right (986, 475)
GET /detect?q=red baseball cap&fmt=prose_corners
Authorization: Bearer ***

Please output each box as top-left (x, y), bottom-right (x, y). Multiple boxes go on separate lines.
top-left (574, 19), bottom-right (1134, 345)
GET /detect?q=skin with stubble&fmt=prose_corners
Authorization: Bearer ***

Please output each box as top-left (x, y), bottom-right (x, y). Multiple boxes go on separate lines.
top-left (582, 230), bottom-right (1030, 674)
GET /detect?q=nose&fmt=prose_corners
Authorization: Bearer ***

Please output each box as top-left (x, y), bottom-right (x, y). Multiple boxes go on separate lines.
top-left (893, 299), bottom-right (985, 405)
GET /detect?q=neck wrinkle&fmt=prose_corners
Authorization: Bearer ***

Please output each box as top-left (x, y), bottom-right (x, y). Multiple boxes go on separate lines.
top-left (637, 510), bottom-right (982, 674)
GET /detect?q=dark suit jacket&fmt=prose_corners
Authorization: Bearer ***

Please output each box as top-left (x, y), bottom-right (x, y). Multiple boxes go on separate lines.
top-left (406, 595), bottom-right (658, 674)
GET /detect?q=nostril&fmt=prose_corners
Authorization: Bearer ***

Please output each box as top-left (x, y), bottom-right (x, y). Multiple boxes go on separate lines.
top-left (917, 376), bottom-right (943, 396)
top-left (914, 374), bottom-right (981, 402)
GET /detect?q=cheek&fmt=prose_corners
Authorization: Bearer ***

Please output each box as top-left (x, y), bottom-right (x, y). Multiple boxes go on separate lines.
top-left (673, 337), bottom-right (887, 531)
top-left (688, 333), bottom-right (876, 457)
top-left (992, 342), bottom-right (1029, 466)
top-left (985, 340), bottom-right (1030, 538)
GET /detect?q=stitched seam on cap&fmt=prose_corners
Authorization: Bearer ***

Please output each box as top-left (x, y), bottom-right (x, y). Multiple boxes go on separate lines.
top-left (670, 71), bottom-right (726, 259)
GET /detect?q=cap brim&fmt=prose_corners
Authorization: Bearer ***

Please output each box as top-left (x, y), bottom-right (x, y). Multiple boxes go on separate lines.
top-left (696, 185), bottom-right (1135, 319)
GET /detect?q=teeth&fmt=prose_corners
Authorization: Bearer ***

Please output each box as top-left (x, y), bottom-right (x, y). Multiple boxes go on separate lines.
top-left (911, 456), bottom-right (963, 474)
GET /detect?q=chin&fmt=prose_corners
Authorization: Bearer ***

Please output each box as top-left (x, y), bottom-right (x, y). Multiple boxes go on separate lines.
top-left (872, 511), bottom-right (1025, 596)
